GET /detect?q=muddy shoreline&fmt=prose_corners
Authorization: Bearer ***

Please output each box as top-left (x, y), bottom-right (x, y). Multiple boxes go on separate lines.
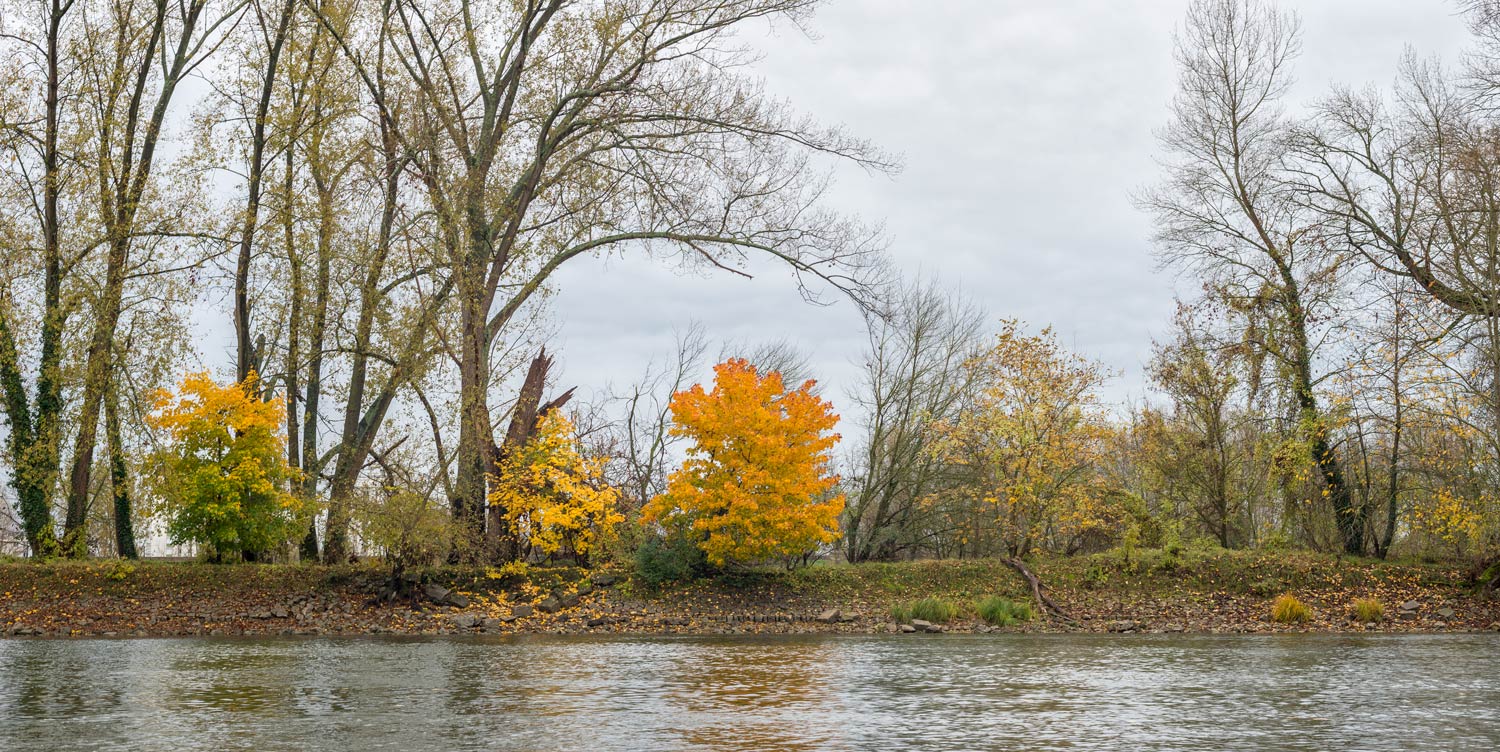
top-left (5, 553), bottom-right (1500, 639)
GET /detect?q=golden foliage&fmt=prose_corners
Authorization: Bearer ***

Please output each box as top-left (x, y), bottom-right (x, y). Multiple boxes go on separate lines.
top-left (488, 412), bottom-right (622, 559)
top-left (928, 321), bottom-right (1115, 556)
top-left (642, 358), bottom-right (844, 567)
top-left (146, 372), bottom-right (308, 558)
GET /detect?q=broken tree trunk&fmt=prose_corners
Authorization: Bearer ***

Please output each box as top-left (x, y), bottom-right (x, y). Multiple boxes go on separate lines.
top-left (485, 347), bottom-right (575, 561)
top-left (1004, 557), bottom-right (1077, 625)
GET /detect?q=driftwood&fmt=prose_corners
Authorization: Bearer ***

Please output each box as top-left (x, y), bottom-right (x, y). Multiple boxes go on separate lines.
top-left (1003, 557), bottom-right (1078, 625)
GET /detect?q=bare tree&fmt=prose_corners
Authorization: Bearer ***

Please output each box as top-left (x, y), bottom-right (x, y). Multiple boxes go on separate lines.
top-left (1142, 0), bottom-right (1366, 553)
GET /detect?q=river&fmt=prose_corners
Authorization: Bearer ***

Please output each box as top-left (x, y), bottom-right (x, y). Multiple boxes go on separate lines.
top-left (1, 633), bottom-right (1497, 750)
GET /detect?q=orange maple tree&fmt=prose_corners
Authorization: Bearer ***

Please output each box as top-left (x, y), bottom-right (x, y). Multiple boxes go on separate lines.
top-left (642, 358), bottom-right (844, 566)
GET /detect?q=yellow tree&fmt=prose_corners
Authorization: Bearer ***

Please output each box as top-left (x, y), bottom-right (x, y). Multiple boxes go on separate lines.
top-left (643, 358), bottom-right (844, 567)
top-left (488, 411), bottom-right (621, 562)
top-left (147, 372), bottom-right (307, 561)
top-left (929, 321), bottom-right (1114, 557)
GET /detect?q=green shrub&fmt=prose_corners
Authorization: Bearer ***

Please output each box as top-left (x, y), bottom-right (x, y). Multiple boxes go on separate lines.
top-left (1271, 593), bottom-right (1312, 624)
top-left (1352, 597), bottom-right (1384, 623)
top-left (1248, 578), bottom-right (1279, 597)
top-left (904, 597), bottom-right (957, 623)
top-left (632, 533), bottom-right (706, 587)
top-left (975, 596), bottom-right (1032, 626)
top-left (888, 604), bottom-right (910, 623)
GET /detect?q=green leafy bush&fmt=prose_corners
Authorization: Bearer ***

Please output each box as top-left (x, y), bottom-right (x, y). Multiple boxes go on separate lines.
top-left (632, 532), bottom-right (706, 587)
top-left (975, 596), bottom-right (1032, 626)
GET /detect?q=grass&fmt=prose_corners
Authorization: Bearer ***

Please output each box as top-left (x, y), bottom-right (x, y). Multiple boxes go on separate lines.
top-left (975, 595), bottom-right (1033, 626)
top-left (1351, 597), bottom-right (1384, 623)
top-left (891, 597), bottom-right (957, 624)
top-left (1271, 593), bottom-right (1312, 624)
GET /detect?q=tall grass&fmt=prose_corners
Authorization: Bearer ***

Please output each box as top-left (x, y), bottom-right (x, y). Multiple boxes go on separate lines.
top-left (975, 596), bottom-right (1032, 626)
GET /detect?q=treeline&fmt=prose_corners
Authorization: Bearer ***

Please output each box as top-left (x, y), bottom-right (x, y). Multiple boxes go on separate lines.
top-left (8, 0), bottom-right (1500, 583)
top-left (843, 0), bottom-right (1500, 576)
top-left (0, 0), bottom-right (889, 563)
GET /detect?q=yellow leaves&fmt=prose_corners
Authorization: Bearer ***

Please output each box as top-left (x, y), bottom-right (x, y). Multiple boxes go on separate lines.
top-left (488, 412), bottom-right (622, 558)
top-left (642, 358), bottom-right (844, 567)
top-left (928, 322), bottom-right (1115, 554)
top-left (147, 371), bottom-right (308, 557)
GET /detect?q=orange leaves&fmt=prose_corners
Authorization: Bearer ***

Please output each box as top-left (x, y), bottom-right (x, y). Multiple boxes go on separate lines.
top-left (642, 358), bottom-right (844, 567)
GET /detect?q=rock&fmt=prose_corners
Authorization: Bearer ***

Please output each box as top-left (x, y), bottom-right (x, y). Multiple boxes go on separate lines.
top-left (511, 604), bottom-right (535, 618)
top-left (1433, 621), bottom-right (1448, 629)
top-left (884, 623), bottom-right (902, 634)
top-left (537, 597), bottom-right (562, 614)
top-left (576, 583), bottom-right (594, 596)
top-left (559, 594), bottom-right (581, 609)
top-left (900, 624), bottom-right (918, 633)
top-left (586, 617), bottom-right (608, 627)
top-left (445, 592), bottom-right (471, 608)
top-left (249, 610), bottom-right (273, 620)
top-left (1399, 611), bottom-right (1420, 621)
top-left (816, 608), bottom-right (841, 623)
top-left (481, 618), bottom-right (502, 631)
top-left (1108, 620), bottom-right (1138, 633)
top-left (1437, 607), bottom-right (1456, 619)
top-left (423, 584), bottom-right (452, 604)
top-left (1400, 600), bottom-right (1420, 612)
top-left (271, 606), bottom-right (290, 619)
top-left (590, 572), bottom-right (621, 587)
top-left (1163, 624), bottom-right (1186, 633)
top-left (910, 619), bottom-right (933, 631)
top-left (977, 625), bottom-right (994, 634)
top-left (451, 614), bottom-right (481, 629)
top-left (922, 623), bottom-right (945, 633)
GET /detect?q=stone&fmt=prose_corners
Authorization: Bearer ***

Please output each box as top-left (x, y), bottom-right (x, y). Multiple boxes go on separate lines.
top-left (576, 583), bottom-right (594, 596)
top-left (922, 623), bottom-right (945, 633)
top-left (271, 606), bottom-right (290, 619)
top-left (590, 572), bottom-right (621, 587)
top-left (1437, 607), bottom-right (1456, 619)
top-left (1108, 620), bottom-right (1138, 633)
top-left (511, 604), bottom-right (535, 618)
top-left (910, 619), bottom-right (933, 631)
top-left (481, 618), bottom-right (503, 631)
top-left (559, 594), bottom-right (581, 609)
top-left (424, 584), bottom-right (452, 604)
top-left (586, 617), bottom-right (608, 627)
top-left (451, 614), bottom-right (481, 629)
top-left (1399, 611), bottom-right (1420, 621)
top-left (884, 623), bottom-right (902, 634)
top-left (537, 597), bottom-right (562, 614)
top-left (249, 610), bottom-right (273, 620)
top-left (1400, 600), bottom-right (1420, 612)
top-left (900, 624), bottom-right (918, 633)
top-left (1433, 621), bottom-right (1448, 629)
top-left (1163, 624), bottom-right (1186, 633)
top-left (445, 593), bottom-right (471, 609)
top-left (816, 609), bottom-right (841, 623)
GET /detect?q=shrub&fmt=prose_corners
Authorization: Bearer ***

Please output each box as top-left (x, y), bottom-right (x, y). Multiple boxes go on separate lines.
top-left (975, 596), bottom-right (1033, 626)
top-left (1352, 598), bottom-right (1384, 623)
top-left (889, 604), bottom-right (910, 623)
top-left (357, 489), bottom-right (454, 572)
top-left (903, 597), bottom-right (957, 623)
top-left (632, 532), bottom-right (706, 587)
top-left (1271, 593), bottom-right (1311, 624)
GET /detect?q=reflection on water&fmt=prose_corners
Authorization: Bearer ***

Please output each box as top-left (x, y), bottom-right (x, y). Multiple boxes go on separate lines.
top-left (2, 633), bottom-right (1499, 751)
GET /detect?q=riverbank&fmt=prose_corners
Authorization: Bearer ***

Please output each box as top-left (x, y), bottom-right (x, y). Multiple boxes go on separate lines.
top-left (3, 548), bottom-right (1498, 637)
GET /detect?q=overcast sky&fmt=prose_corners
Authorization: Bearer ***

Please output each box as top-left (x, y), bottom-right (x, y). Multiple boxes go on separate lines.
top-left (546, 0), bottom-right (1473, 410)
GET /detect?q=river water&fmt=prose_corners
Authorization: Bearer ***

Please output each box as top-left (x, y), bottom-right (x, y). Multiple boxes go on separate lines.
top-left (1, 633), bottom-right (1497, 750)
